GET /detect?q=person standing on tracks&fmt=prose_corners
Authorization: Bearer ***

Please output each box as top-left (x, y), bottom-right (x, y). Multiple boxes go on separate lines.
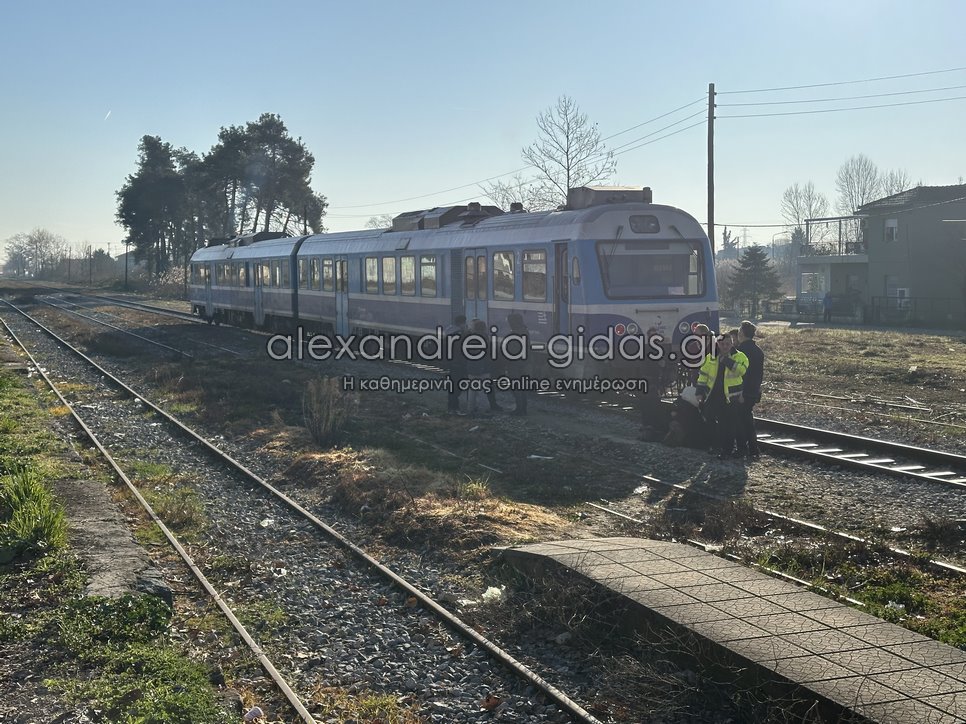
top-left (639, 327), bottom-right (668, 440)
top-left (465, 318), bottom-right (493, 416)
top-left (505, 312), bottom-right (530, 416)
top-left (443, 315), bottom-right (467, 414)
top-left (734, 320), bottom-right (764, 460)
top-left (695, 333), bottom-right (749, 459)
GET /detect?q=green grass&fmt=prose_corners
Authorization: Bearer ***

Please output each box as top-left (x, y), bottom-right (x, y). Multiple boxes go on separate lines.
top-left (0, 464), bottom-right (68, 563)
top-left (0, 344), bottom-right (235, 722)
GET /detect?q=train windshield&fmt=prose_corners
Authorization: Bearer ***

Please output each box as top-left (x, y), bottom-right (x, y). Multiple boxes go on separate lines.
top-left (596, 240), bottom-right (705, 298)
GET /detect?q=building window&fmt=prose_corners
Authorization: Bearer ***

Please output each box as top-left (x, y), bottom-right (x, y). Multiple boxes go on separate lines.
top-left (365, 257), bottom-right (379, 293)
top-left (420, 255), bottom-right (437, 297)
top-left (493, 251), bottom-right (514, 300)
top-left (400, 256), bottom-right (415, 295)
top-left (523, 249), bottom-right (547, 301)
top-left (382, 257), bottom-right (397, 295)
top-left (885, 218), bottom-right (898, 242)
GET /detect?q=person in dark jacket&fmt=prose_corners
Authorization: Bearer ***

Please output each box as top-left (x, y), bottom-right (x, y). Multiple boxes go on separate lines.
top-left (443, 315), bottom-right (467, 414)
top-left (735, 320), bottom-right (764, 459)
top-left (696, 333), bottom-right (749, 459)
top-left (505, 313), bottom-right (529, 416)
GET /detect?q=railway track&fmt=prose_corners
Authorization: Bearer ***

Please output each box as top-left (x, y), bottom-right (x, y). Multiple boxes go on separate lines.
top-left (27, 290), bottom-right (966, 492)
top-left (0, 299), bottom-right (601, 723)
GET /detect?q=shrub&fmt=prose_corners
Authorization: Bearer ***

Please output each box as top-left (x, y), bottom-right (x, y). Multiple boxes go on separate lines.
top-left (303, 377), bottom-right (358, 445)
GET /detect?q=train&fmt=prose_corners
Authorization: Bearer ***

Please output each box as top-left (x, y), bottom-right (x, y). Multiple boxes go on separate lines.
top-left (188, 186), bottom-right (719, 376)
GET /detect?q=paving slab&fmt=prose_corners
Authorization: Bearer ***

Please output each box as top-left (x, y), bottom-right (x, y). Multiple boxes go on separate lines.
top-left (503, 537), bottom-right (966, 723)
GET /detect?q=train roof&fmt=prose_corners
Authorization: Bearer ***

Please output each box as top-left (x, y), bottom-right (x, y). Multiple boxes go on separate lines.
top-left (189, 187), bottom-right (708, 263)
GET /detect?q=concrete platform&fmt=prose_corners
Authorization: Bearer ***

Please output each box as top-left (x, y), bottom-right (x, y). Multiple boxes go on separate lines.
top-left (503, 537), bottom-right (966, 724)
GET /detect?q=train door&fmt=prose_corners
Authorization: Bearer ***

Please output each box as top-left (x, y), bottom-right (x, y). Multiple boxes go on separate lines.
top-left (553, 242), bottom-right (570, 335)
top-left (334, 256), bottom-right (349, 336)
top-left (204, 263), bottom-right (214, 320)
top-left (463, 249), bottom-right (487, 324)
top-left (253, 261), bottom-right (265, 327)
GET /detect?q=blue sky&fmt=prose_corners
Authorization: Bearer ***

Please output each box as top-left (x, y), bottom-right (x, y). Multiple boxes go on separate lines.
top-left (2, 0), bottom-right (965, 258)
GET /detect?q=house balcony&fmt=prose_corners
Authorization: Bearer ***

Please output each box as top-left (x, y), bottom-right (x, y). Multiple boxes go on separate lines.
top-left (799, 240), bottom-right (868, 263)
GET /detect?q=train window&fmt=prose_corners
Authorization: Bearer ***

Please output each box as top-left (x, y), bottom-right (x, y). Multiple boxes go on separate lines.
top-left (365, 257), bottom-right (379, 293)
top-left (241, 263), bottom-right (249, 287)
top-left (310, 258), bottom-right (320, 290)
top-left (400, 256), bottom-right (416, 295)
top-left (420, 255), bottom-right (437, 297)
top-left (298, 259), bottom-right (309, 289)
top-left (596, 240), bottom-right (704, 298)
top-left (464, 256), bottom-right (476, 300)
top-left (629, 215), bottom-right (661, 234)
top-left (260, 262), bottom-right (271, 287)
top-left (572, 256), bottom-right (581, 286)
top-left (523, 250), bottom-right (547, 301)
top-left (493, 251), bottom-right (514, 300)
top-left (476, 255), bottom-right (487, 300)
top-left (281, 261), bottom-right (290, 288)
top-left (322, 258), bottom-right (333, 291)
top-left (382, 257), bottom-right (397, 295)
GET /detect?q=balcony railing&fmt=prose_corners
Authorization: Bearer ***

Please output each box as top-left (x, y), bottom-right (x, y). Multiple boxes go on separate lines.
top-left (800, 240), bottom-right (867, 256)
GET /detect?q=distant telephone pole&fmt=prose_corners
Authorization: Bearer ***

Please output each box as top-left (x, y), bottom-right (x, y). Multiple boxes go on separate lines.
top-left (707, 82), bottom-right (715, 255)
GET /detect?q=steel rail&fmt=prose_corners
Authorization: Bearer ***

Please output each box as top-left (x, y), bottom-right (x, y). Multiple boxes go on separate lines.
top-left (0, 307), bottom-right (317, 724)
top-left (0, 300), bottom-right (602, 724)
top-left (36, 297), bottom-right (194, 360)
top-left (42, 289), bottom-right (966, 488)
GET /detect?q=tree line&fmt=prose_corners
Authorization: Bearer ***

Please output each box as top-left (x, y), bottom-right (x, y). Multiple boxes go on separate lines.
top-left (115, 113), bottom-right (328, 278)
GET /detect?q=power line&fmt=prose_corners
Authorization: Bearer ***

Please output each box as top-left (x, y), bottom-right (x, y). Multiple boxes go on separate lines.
top-left (718, 65), bottom-right (966, 95)
top-left (327, 97), bottom-right (707, 211)
top-left (612, 120), bottom-right (707, 157)
top-left (607, 110), bottom-right (706, 153)
top-left (718, 94), bottom-right (966, 118)
top-left (601, 97), bottom-right (704, 141)
top-left (718, 84), bottom-right (966, 107)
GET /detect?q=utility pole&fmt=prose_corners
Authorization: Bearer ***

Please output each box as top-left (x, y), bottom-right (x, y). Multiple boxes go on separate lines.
top-left (707, 82), bottom-right (715, 255)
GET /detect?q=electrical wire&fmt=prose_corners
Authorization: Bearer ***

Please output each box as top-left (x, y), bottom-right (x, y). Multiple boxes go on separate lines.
top-left (718, 84), bottom-right (966, 107)
top-left (718, 94), bottom-right (966, 118)
top-left (718, 65), bottom-right (966, 95)
top-left (327, 97), bottom-right (707, 211)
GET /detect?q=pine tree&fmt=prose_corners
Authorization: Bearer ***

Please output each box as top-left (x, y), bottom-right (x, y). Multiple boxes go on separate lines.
top-left (727, 245), bottom-right (782, 318)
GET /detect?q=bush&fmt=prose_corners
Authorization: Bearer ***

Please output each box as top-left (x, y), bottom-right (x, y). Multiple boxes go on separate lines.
top-left (303, 377), bottom-right (358, 445)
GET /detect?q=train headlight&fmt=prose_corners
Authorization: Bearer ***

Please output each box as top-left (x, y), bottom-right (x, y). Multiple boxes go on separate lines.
top-left (614, 323), bottom-right (626, 336)
top-left (626, 323), bottom-right (639, 335)
top-left (679, 322), bottom-right (691, 334)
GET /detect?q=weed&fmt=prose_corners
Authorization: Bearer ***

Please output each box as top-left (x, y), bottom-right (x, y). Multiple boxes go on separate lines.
top-left (310, 685), bottom-right (421, 723)
top-left (58, 594), bottom-right (171, 656)
top-left (143, 486), bottom-right (206, 537)
top-left (0, 464), bottom-right (68, 562)
top-left (455, 474), bottom-right (490, 501)
top-left (302, 376), bottom-right (358, 445)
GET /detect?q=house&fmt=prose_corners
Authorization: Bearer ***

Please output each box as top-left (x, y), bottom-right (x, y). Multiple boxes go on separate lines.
top-left (798, 184), bottom-right (966, 327)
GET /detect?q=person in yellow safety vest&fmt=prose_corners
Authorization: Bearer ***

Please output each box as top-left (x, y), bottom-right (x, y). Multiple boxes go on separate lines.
top-left (695, 333), bottom-right (749, 459)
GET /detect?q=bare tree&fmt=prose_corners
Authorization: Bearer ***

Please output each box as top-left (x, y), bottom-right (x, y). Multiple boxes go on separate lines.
top-left (480, 173), bottom-right (548, 211)
top-left (488, 95), bottom-right (616, 211)
top-left (365, 214), bottom-right (395, 230)
top-left (780, 182), bottom-right (830, 227)
top-left (881, 168), bottom-right (912, 197)
top-left (835, 154), bottom-right (882, 215)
